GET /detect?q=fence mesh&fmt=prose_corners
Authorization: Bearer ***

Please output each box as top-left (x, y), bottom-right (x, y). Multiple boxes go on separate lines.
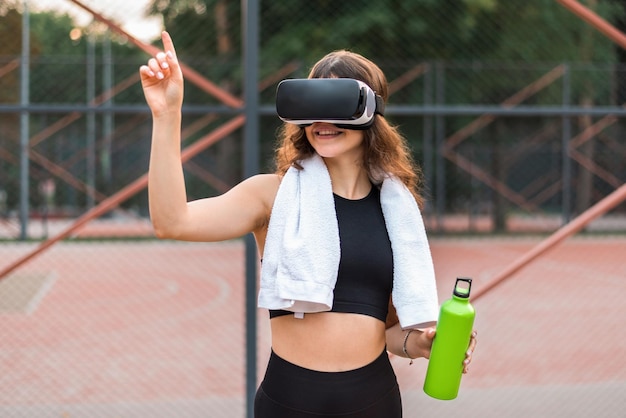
top-left (1, 0), bottom-right (626, 417)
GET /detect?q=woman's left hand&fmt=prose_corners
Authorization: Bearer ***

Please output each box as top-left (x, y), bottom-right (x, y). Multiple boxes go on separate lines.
top-left (462, 330), bottom-right (478, 374)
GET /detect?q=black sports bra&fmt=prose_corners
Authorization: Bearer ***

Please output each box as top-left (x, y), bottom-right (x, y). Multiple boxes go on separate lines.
top-left (269, 186), bottom-right (393, 322)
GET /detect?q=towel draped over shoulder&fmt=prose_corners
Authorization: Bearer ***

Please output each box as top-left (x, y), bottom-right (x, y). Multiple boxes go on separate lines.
top-left (258, 153), bottom-right (438, 329)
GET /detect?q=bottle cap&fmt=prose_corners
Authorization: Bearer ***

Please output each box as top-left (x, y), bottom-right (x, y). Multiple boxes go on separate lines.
top-left (453, 277), bottom-right (472, 298)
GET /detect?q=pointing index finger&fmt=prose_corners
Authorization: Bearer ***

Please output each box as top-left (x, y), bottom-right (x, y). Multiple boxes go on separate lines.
top-left (161, 31), bottom-right (177, 60)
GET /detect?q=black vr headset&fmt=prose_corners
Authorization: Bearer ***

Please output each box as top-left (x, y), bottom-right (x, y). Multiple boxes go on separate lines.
top-left (275, 78), bottom-right (385, 130)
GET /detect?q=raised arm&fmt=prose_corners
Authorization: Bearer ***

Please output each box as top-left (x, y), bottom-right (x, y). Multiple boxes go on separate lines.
top-left (140, 32), bottom-right (278, 243)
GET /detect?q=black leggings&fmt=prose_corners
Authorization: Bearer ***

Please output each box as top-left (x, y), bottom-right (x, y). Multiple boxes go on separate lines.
top-left (254, 349), bottom-right (402, 417)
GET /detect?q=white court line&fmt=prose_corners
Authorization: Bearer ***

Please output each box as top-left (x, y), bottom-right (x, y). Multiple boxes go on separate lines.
top-left (25, 271), bottom-right (58, 315)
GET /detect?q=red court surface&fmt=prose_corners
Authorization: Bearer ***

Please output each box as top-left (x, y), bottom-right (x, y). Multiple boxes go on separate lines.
top-left (1, 235), bottom-right (625, 417)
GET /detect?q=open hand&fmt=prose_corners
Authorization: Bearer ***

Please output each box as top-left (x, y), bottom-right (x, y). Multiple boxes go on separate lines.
top-left (410, 328), bottom-right (477, 373)
top-left (139, 31), bottom-right (184, 116)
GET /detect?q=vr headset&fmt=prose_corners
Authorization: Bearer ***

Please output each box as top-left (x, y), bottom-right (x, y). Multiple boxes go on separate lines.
top-left (275, 78), bottom-right (385, 129)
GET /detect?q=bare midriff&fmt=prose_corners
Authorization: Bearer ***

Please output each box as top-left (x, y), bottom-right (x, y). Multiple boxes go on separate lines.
top-left (270, 312), bottom-right (387, 372)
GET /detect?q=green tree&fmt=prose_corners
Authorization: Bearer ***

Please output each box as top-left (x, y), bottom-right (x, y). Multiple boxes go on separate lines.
top-left (143, 0), bottom-right (626, 220)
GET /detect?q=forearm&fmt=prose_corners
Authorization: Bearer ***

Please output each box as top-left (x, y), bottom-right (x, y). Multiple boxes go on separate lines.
top-left (386, 323), bottom-right (412, 358)
top-left (148, 111), bottom-right (188, 238)
top-left (386, 323), bottom-right (433, 361)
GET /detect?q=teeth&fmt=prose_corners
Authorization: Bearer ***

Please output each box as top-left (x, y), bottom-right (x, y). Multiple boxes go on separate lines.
top-left (318, 130), bottom-right (339, 135)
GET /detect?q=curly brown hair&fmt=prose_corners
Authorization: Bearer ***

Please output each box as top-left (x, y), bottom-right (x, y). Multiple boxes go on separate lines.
top-left (274, 50), bottom-right (424, 207)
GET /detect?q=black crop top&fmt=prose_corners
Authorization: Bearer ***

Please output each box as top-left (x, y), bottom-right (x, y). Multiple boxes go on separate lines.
top-left (269, 186), bottom-right (393, 322)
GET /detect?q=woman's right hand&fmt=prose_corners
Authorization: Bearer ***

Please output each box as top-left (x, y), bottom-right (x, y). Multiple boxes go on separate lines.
top-left (139, 31), bottom-right (184, 116)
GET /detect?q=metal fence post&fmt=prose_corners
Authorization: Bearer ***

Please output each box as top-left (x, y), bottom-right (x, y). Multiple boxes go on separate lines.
top-left (423, 63), bottom-right (434, 218)
top-left (86, 31), bottom-right (96, 210)
top-left (435, 61), bottom-right (446, 230)
top-left (19, 0), bottom-right (30, 240)
top-left (242, 0), bottom-right (260, 416)
top-left (562, 63), bottom-right (572, 224)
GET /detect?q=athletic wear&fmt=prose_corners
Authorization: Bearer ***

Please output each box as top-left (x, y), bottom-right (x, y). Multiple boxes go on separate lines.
top-left (269, 186), bottom-right (393, 322)
top-left (261, 187), bottom-right (401, 417)
top-left (254, 349), bottom-right (402, 417)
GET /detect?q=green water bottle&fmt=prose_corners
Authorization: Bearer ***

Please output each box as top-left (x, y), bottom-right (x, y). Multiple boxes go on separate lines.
top-left (423, 277), bottom-right (475, 400)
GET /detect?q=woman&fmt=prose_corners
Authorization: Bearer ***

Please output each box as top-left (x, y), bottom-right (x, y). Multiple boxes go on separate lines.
top-left (141, 31), bottom-right (477, 417)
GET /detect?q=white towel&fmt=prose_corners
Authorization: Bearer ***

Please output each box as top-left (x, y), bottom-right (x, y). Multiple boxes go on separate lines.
top-left (258, 153), bottom-right (439, 329)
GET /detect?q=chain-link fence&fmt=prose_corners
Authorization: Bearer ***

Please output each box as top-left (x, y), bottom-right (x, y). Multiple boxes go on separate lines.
top-left (1, 1), bottom-right (626, 417)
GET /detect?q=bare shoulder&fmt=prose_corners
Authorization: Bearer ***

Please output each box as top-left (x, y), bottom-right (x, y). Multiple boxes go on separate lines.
top-left (239, 173), bottom-right (281, 202)
top-left (234, 173), bottom-right (281, 218)
top-left (242, 173), bottom-right (281, 189)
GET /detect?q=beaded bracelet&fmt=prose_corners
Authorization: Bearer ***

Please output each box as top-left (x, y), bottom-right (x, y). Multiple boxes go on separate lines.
top-left (402, 329), bottom-right (416, 365)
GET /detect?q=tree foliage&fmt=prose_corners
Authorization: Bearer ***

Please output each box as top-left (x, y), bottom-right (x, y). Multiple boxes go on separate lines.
top-left (141, 0), bottom-right (625, 104)
top-left (1, 0), bottom-right (625, 214)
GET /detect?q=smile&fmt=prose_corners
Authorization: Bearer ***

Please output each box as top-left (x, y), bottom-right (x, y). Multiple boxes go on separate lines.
top-left (315, 129), bottom-right (341, 136)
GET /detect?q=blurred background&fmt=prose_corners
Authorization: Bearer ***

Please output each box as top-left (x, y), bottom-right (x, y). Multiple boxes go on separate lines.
top-left (1, 1), bottom-right (625, 417)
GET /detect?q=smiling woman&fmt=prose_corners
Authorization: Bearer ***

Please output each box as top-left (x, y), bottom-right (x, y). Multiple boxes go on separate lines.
top-left (139, 32), bottom-right (477, 417)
